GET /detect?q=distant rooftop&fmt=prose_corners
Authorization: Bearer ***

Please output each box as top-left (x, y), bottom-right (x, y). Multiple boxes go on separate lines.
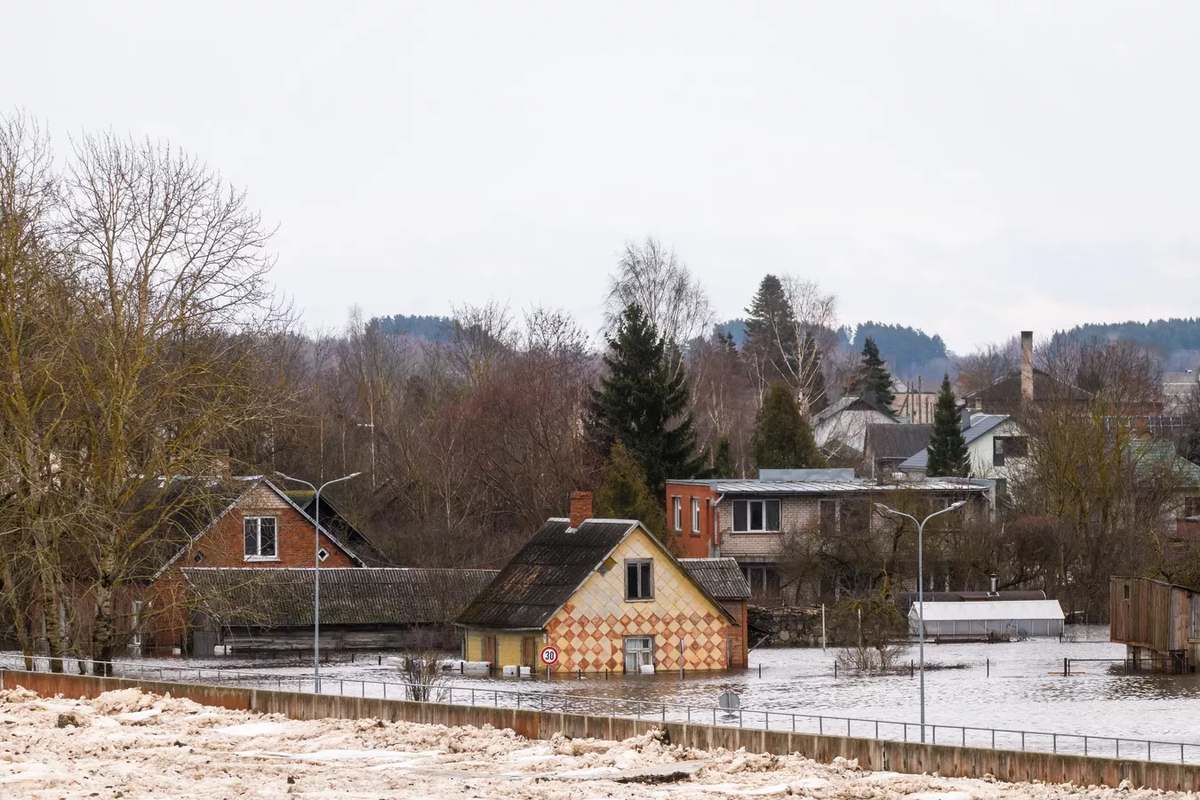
top-left (758, 468), bottom-right (855, 481)
top-left (668, 477), bottom-right (994, 495)
top-left (899, 414), bottom-right (1011, 472)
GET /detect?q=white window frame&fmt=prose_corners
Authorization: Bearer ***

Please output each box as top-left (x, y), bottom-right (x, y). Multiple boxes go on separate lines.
top-left (244, 516), bottom-right (279, 562)
top-left (691, 497), bottom-right (701, 535)
top-left (624, 635), bottom-right (655, 672)
top-left (672, 496), bottom-right (682, 531)
top-left (732, 499), bottom-right (781, 532)
top-left (625, 558), bottom-right (654, 601)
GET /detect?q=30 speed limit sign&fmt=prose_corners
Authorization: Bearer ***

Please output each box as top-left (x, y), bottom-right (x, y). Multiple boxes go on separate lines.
top-left (540, 646), bottom-right (559, 666)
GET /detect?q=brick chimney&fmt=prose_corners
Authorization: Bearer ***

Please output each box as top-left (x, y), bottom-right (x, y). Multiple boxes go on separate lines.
top-left (1020, 331), bottom-right (1034, 406)
top-left (569, 491), bottom-right (593, 528)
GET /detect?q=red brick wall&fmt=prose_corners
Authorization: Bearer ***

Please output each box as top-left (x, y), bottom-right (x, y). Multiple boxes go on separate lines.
top-left (148, 486), bottom-right (356, 649)
top-left (665, 483), bottom-right (719, 558)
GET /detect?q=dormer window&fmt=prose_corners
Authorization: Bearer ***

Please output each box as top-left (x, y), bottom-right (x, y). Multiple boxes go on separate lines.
top-left (244, 516), bottom-right (278, 561)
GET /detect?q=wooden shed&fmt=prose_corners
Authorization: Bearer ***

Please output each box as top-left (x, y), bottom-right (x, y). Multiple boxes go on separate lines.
top-left (1110, 576), bottom-right (1198, 672)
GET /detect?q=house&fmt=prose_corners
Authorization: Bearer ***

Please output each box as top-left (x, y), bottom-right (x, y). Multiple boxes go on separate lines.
top-left (891, 380), bottom-right (938, 424)
top-left (142, 476), bottom-right (365, 654)
top-left (811, 395), bottom-right (897, 461)
top-left (455, 493), bottom-right (743, 673)
top-left (1110, 576), bottom-right (1199, 672)
top-left (665, 472), bottom-right (996, 604)
top-left (863, 423), bottom-right (932, 478)
top-left (283, 491), bottom-right (390, 566)
top-left (1163, 372), bottom-right (1199, 414)
top-left (898, 411), bottom-right (1028, 485)
top-left (962, 331), bottom-right (1091, 415)
top-left (182, 567), bottom-right (497, 654)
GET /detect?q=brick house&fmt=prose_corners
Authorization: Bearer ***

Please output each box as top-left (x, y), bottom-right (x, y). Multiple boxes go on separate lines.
top-left (143, 476), bottom-right (365, 653)
top-left (455, 493), bottom-right (746, 673)
top-left (665, 470), bottom-right (996, 604)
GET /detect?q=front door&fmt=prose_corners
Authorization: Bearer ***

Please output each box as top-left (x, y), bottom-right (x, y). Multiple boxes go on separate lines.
top-left (521, 636), bottom-right (536, 668)
top-left (624, 636), bottom-right (654, 673)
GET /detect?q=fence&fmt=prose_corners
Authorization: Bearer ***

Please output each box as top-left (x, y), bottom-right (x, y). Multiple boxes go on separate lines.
top-left (4, 654), bottom-right (1199, 766)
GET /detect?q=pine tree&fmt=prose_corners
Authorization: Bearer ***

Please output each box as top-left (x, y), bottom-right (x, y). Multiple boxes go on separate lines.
top-left (744, 275), bottom-right (799, 386)
top-left (926, 373), bottom-right (969, 477)
top-left (585, 303), bottom-right (703, 494)
top-left (850, 337), bottom-right (896, 411)
top-left (595, 441), bottom-right (667, 538)
top-left (711, 435), bottom-right (734, 477)
top-left (751, 382), bottom-right (825, 470)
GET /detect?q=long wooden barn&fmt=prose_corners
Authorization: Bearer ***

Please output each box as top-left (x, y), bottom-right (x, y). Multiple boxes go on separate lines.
top-left (1110, 576), bottom-right (1199, 672)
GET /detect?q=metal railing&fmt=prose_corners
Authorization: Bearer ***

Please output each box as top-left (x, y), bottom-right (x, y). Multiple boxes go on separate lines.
top-left (4, 654), bottom-right (1199, 766)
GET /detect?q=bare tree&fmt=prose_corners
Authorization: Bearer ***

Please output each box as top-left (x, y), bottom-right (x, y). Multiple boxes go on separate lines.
top-left (604, 236), bottom-right (713, 353)
top-left (953, 338), bottom-right (1020, 397)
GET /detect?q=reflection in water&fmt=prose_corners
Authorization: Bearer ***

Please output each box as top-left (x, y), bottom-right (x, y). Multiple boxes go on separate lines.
top-left (412, 625), bottom-right (1200, 743)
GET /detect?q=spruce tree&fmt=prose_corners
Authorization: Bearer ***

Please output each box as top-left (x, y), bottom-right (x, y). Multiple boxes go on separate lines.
top-left (751, 382), bottom-right (825, 470)
top-left (595, 441), bottom-right (667, 538)
top-left (926, 373), bottom-right (969, 477)
top-left (711, 435), bottom-right (734, 478)
top-left (744, 275), bottom-right (799, 385)
top-left (850, 337), bottom-right (896, 411)
top-left (585, 303), bottom-right (703, 494)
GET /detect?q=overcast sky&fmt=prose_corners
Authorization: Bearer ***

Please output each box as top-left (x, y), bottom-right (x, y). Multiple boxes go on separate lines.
top-left (10, 1), bottom-right (1200, 353)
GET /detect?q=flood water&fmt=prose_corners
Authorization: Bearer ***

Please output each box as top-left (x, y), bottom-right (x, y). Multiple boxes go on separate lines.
top-left (10, 625), bottom-right (1200, 757)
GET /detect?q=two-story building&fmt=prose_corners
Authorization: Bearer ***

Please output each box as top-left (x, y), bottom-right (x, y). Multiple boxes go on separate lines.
top-left (898, 410), bottom-right (1029, 487)
top-left (666, 469), bottom-right (996, 604)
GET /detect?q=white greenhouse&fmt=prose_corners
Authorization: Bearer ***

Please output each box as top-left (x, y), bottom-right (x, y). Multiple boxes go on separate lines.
top-left (907, 599), bottom-right (1066, 639)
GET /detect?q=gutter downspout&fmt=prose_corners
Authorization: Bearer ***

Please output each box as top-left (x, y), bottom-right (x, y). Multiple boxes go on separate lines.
top-left (712, 493), bottom-right (725, 557)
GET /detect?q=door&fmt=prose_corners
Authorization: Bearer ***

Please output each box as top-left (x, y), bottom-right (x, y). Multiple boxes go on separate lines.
top-left (521, 636), bottom-right (536, 668)
top-left (624, 636), bottom-right (654, 672)
top-left (481, 635), bottom-right (496, 666)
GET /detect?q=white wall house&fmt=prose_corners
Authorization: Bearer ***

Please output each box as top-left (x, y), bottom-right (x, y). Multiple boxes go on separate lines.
top-left (811, 396), bottom-right (897, 459)
top-left (899, 411), bottom-right (1029, 483)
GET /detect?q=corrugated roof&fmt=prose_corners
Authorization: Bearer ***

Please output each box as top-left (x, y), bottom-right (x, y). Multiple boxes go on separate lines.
top-left (865, 424), bottom-right (933, 460)
top-left (455, 519), bottom-right (637, 630)
top-left (679, 558), bottom-right (751, 600)
top-left (899, 415), bottom-right (1011, 471)
top-left (908, 599), bottom-right (1065, 622)
top-left (813, 394), bottom-right (891, 424)
top-left (182, 567), bottom-right (498, 627)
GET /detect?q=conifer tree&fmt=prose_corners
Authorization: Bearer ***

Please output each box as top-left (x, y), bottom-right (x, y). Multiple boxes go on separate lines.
top-left (711, 435), bottom-right (734, 478)
top-left (595, 441), bottom-right (667, 538)
top-left (926, 373), bottom-right (969, 477)
top-left (585, 303), bottom-right (703, 494)
top-left (744, 275), bottom-right (799, 386)
top-left (850, 337), bottom-right (896, 411)
top-left (751, 382), bottom-right (825, 470)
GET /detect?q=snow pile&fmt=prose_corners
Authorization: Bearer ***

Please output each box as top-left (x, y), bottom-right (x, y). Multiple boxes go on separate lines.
top-left (0, 684), bottom-right (1188, 798)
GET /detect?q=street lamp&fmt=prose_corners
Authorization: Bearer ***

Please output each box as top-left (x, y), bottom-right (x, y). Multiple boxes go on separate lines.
top-left (276, 470), bottom-right (361, 692)
top-left (875, 499), bottom-right (966, 743)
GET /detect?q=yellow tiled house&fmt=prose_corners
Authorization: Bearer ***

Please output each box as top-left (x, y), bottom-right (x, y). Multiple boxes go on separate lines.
top-left (455, 503), bottom-right (743, 674)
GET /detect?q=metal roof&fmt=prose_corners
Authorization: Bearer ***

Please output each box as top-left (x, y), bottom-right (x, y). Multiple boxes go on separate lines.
top-left (908, 599), bottom-right (1065, 622)
top-left (865, 424), bottom-right (933, 460)
top-left (679, 558), bottom-right (751, 600)
top-left (899, 415), bottom-right (1012, 471)
top-left (182, 567), bottom-right (498, 627)
top-left (671, 478), bottom-right (992, 495)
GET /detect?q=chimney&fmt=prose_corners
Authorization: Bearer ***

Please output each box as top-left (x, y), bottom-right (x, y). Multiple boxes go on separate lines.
top-left (960, 408), bottom-right (972, 432)
top-left (1020, 331), bottom-right (1034, 405)
top-left (989, 573), bottom-right (999, 596)
top-left (569, 491), bottom-right (593, 528)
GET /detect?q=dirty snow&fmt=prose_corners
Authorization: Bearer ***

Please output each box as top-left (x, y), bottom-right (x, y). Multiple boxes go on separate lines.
top-left (0, 685), bottom-right (1184, 798)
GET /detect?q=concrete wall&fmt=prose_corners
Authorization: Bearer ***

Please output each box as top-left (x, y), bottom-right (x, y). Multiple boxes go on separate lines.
top-left (4, 669), bottom-right (1200, 792)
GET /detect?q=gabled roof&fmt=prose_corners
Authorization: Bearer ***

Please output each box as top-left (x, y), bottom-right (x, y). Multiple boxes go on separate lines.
top-left (813, 394), bottom-right (894, 425)
top-left (153, 477), bottom-right (365, 579)
top-left (962, 369), bottom-right (1089, 403)
top-left (182, 567), bottom-right (498, 627)
top-left (679, 558), bottom-right (751, 600)
top-left (285, 492), bottom-right (390, 567)
top-left (899, 415), bottom-right (1012, 472)
top-left (455, 518), bottom-right (736, 630)
top-left (865, 424), bottom-right (933, 460)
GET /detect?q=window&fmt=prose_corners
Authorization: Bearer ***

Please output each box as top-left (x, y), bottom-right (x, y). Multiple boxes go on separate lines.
top-left (672, 497), bottom-right (682, 531)
top-left (1124, 582), bottom-right (1130, 600)
top-left (732, 499), bottom-right (781, 532)
top-left (1183, 496), bottom-right (1200, 519)
top-left (243, 516), bottom-right (278, 560)
top-left (993, 436), bottom-right (1029, 466)
top-left (624, 636), bottom-right (655, 672)
top-left (625, 558), bottom-right (653, 600)
top-left (691, 498), bottom-right (701, 535)
top-left (818, 499), bottom-right (840, 531)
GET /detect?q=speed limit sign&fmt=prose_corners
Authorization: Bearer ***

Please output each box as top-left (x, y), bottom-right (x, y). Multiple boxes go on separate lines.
top-left (540, 646), bottom-right (559, 666)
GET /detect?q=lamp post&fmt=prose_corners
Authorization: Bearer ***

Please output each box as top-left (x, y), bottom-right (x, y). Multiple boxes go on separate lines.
top-left (276, 470), bottom-right (361, 692)
top-left (875, 499), bottom-right (966, 743)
